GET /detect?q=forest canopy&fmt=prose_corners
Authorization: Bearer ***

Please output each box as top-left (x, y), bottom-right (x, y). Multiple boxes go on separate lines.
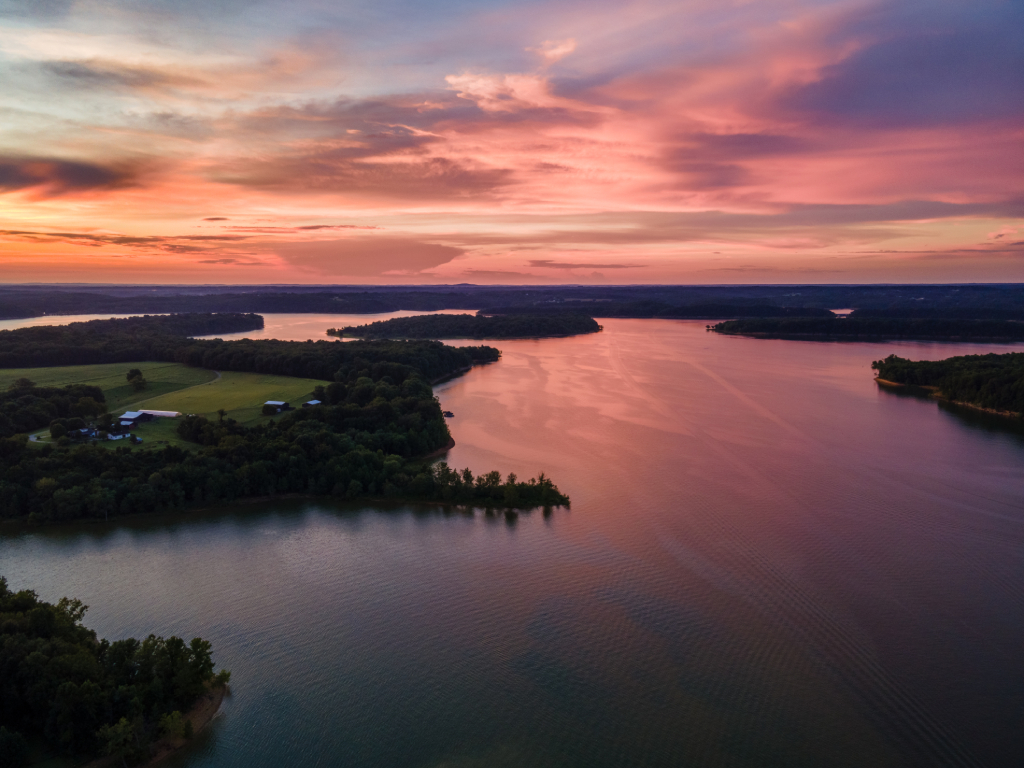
top-left (0, 576), bottom-right (228, 766)
top-left (0, 313), bottom-right (263, 368)
top-left (872, 353), bottom-right (1024, 416)
top-left (0, 315), bottom-right (566, 522)
top-left (328, 313), bottom-right (602, 339)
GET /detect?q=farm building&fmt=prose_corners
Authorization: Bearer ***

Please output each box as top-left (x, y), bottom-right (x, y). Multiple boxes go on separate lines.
top-left (119, 409), bottom-right (181, 427)
top-left (264, 400), bottom-right (293, 413)
top-left (303, 400), bottom-right (322, 408)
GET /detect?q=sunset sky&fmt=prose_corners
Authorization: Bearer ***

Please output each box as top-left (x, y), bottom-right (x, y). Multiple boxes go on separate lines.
top-left (0, 0), bottom-right (1021, 284)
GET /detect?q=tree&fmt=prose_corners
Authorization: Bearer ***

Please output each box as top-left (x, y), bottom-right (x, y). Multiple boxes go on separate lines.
top-left (261, 404), bottom-right (277, 416)
top-left (126, 368), bottom-right (143, 381)
top-left (0, 727), bottom-right (28, 768)
top-left (73, 397), bottom-right (104, 417)
top-left (8, 377), bottom-right (34, 390)
top-left (97, 717), bottom-right (141, 768)
top-left (218, 408), bottom-right (228, 422)
top-left (130, 375), bottom-right (148, 391)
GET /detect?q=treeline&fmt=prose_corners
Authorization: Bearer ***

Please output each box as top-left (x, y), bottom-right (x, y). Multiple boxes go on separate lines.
top-left (851, 307), bottom-right (1024, 320)
top-left (0, 314), bottom-right (499, 381)
top-left (484, 302), bottom-right (832, 319)
top-left (0, 577), bottom-right (228, 766)
top-left (0, 358), bottom-right (566, 522)
top-left (711, 317), bottom-right (1024, 341)
top-left (170, 338), bottom-right (499, 382)
top-left (7, 284), bottom-right (1024, 320)
top-left (0, 380), bottom-right (105, 438)
top-left (0, 313), bottom-right (263, 368)
top-left (0, 291), bottom-right (482, 320)
top-left (329, 313), bottom-right (602, 339)
top-left (872, 353), bottom-right (1024, 416)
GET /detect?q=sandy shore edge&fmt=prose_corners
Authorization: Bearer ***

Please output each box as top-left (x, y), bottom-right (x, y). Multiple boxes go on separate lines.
top-left (875, 377), bottom-right (1021, 419)
top-left (81, 684), bottom-right (227, 768)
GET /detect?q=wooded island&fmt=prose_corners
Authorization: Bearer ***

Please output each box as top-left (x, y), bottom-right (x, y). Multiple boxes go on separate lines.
top-left (328, 312), bottom-right (601, 339)
top-left (711, 317), bottom-right (1024, 341)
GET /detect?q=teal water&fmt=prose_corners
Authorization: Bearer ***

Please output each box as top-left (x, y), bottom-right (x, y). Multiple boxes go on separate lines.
top-left (2, 319), bottom-right (1023, 768)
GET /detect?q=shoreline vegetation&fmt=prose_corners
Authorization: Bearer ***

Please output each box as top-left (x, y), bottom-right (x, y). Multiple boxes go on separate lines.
top-left (0, 315), bottom-right (570, 525)
top-left (872, 353), bottom-right (1024, 419)
top-left (83, 683), bottom-right (227, 768)
top-left (327, 313), bottom-right (602, 339)
top-left (710, 317), bottom-right (1024, 341)
top-left (9, 284), bottom-right (1024, 323)
top-left (0, 577), bottom-right (229, 768)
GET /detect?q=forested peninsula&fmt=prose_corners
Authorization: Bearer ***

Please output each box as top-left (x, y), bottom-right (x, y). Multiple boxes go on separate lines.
top-left (328, 313), bottom-right (601, 339)
top-left (0, 315), bottom-right (569, 522)
top-left (482, 302), bottom-right (832, 319)
top-left (872, 352), bottom-right (1024, 417)
top-left (0, 577), bottom-right (229, 767)
top-left (711, 317), bottom-right (1024, 341)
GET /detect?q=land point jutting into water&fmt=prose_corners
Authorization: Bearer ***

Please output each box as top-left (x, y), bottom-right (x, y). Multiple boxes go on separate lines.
top-left (2, 1), bottom-right (1022, 764)
top-left (3, 285), bottom-right (1024, 768)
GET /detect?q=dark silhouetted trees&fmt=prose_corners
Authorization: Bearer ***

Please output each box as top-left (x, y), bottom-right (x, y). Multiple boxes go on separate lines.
top-left (872, 353), bottom-right (1024, 416)
top-left (329, 313), bottom-right (602, 339)
top-left (0, 577), bottom-right (228, 765)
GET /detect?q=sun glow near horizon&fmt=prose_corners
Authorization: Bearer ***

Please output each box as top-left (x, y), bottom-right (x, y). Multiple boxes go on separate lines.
top-left (0, 0), bottom-right (1021, 285)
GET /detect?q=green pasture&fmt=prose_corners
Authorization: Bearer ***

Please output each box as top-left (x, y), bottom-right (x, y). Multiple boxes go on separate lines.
top-left (139, 371), bottom-right (320, 425)
top-left (10, 362), bottom-right (321, 450)
top-left (0, 362), bottom-right (215, 413)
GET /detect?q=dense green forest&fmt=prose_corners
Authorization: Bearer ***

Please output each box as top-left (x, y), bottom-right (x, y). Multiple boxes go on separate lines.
top-left (711, 317), bottom-right (1024, 341)
top-left (0, 313), bottom-right (263, 368)
top-left (0, 369), bottom-right (567, 521)
top-left (328, 313), bottom-right (602, 339)
top-left (0, 316), bottom-right (566, 521)
top-left (872, 353), bottom-right (1024, 416)
top-left (0, 577), bottom-right (228, 766)
top-left (0, 314), bottom-right (499, 378)
top-left (0, 381), bottom-right (105, 438)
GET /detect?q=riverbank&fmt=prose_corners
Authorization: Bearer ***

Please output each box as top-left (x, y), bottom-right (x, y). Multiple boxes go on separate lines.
top-left (875, 377), bottom-right (1021, 419)
top-left (81, 684), bottom-right (227, 768)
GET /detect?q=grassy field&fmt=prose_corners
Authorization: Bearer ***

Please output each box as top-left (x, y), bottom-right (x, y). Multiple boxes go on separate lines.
top-left (9, 363), bottom-right (322, 450)
top-left (0, 362), bottom-right (216, 413)
top-left (139, 371), bottom-right (320, 424)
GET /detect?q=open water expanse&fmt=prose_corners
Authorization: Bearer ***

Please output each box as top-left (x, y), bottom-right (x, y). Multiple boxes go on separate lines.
top-left (2, 317), bottom-right (1024, 768)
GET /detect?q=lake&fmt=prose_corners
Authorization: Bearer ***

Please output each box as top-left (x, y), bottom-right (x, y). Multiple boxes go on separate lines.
top-left (2, 317), bottom-right (1023, 768)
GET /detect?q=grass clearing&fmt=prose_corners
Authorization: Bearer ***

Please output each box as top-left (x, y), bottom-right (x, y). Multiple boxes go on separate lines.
top-left (0, 362), bottom-right (215, 413)
top-left (139, 371), bottom-right (321, 425)
top-left (9, 363), bottom-right (321, 450)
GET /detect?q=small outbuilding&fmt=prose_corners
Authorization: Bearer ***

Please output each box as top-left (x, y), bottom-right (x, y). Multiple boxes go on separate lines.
top-left (302, 400), bottom-right (322, 408)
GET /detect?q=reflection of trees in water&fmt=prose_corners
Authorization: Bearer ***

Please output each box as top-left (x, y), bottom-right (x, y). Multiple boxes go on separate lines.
top-left (937, 401), bottom-right (1024, 441)
top-left (878, 383), bottom-right (1024, 442)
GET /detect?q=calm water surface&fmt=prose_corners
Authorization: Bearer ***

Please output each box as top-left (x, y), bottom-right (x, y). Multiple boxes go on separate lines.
top-left (2, 318), bottom-right (1023, 768)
